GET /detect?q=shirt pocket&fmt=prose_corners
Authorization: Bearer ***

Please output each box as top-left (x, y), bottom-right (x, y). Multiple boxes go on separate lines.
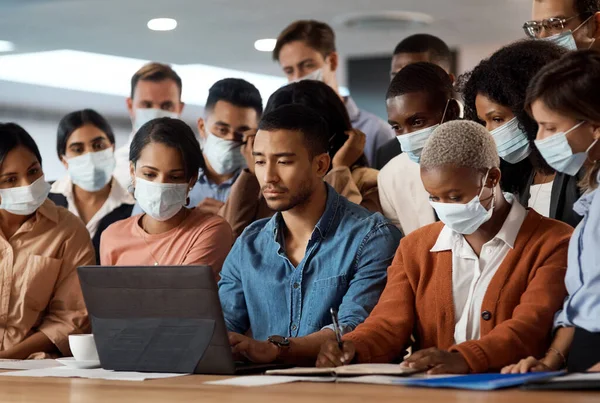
top-left (307, 275), bottom-right (348, 329)
top-left (23, 255), bottom-right (63, 312)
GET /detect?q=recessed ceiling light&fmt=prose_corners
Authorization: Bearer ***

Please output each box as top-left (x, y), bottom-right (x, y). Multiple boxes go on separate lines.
top-left (0, 40), bottom-right (15, 53)
top-left (147, 18), bottom-right (178, 32)
top-left (254, 38), bottom-right (277, 52)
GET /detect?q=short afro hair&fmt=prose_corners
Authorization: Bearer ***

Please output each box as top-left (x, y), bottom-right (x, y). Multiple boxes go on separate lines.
top-left (393, 34), bottom-right (452, 70)
top-left (420, 120), bottom-right (500, 171)
top-left (456, 39), bottom-right (565, 195)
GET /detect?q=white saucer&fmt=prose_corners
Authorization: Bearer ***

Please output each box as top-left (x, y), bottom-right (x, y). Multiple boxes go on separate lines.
top-left (55, 357), bottom-right (101, 369)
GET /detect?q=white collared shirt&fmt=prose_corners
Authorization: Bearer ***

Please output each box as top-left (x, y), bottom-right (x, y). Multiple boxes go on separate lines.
top-left (430, 195), bottom-right (528, 344)
top-left (50, 176), bottom-right (135, 239)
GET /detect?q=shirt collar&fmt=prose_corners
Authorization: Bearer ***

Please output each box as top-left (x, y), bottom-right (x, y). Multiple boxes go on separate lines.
top-left (430, 193), bottom-right (526, 252)
top-left (50, 176), bottom-right (134, 206)
top-left (344, 96), bottom-right (360, 123)
top-left (37, 198), bottom-right (59, 224)
top-left (269, 183), bottom-right (340, 242)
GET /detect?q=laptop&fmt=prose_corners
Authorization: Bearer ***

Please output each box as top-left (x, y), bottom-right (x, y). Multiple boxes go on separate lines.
top-left (78, 265), bottom-right (283, 375)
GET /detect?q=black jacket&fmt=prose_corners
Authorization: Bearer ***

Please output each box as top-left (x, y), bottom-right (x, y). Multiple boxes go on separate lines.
top-left (48, 193), bottom-right (133, 264)
top-left (518, 170), bottom-right (584, 228)
top-left (375, 138), bottom-right (402, 170)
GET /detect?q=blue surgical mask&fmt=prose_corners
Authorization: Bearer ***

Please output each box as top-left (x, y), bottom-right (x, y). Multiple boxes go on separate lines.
top-left (429, 170), bottom-right (495, 235)
top-left (490, 117), bottom-right (532, 164)
top-left (534, 121), bottom-right (590, 176)
top-left (397, 124), bottom-right (439, 164)
top-left (543, 30), bottom-right (578, 51)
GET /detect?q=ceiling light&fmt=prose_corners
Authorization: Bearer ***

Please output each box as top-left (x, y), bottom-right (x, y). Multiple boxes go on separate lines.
top-left (0, 40), bottom-right (15, 53)
top-left (254, 38), bottom-right (277, 52)
top-left (147, 18), bottom-right (178, 32)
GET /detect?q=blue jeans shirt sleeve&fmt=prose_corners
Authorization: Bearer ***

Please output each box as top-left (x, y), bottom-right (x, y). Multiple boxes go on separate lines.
top-left (335, 222), bottom-right (402, 332)
top-left (218, 239), bottom-right (249, 334)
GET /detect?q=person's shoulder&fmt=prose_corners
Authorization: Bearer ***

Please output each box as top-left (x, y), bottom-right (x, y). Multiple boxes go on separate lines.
top-left (236, 215), bottom-right (274, 241)
top-left (401, 221), bottom-right (445, 248)
top-left (337, 195), bottom-right (395, 229)
top-left (527, 209), bottom-right (574, 239)
top-left (102, 214), bottom-right (138, 239)
top-left (380, 153), bottom-right (412, 175)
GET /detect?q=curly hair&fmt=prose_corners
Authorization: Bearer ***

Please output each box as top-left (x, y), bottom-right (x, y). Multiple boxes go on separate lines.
top-left (456, 39), bottom-right (566, 195)
top-left (574, 0), bottom-right (600, 17)
top-left (421, 121), bottom-right (500, 171)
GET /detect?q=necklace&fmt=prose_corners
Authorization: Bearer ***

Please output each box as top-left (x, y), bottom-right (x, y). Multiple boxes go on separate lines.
top-left (136, 210), bottom-right (189, 266)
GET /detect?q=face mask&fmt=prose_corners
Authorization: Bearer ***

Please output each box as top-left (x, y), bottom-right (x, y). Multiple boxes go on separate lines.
top-left (395, 99), bottom-right (451, 164)
top-left (294, 68), bottom-right (324, 83)
top-left (67, 148), bottom-right (116, 192)
top-left (490, 117), bottom-right (532, 164)
top-left (534, 121), bottom-right (592, 176)
top-left (134, 177), bottom-right (189, 222)
top-left (429, 170), bottom-right (495, 235)
top-left (541, 15), bottom-right (594, 51)
top-left (397, 125), bottom-right (439, 164)
top-left (0, 176), bottom-right (51, 216)
top-left (202, 131), bottom-right (246, 175)
top-left (133, 108), bottom-right (179, 133)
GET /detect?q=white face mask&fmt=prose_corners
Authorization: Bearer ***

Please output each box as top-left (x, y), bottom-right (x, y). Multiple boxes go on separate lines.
top-left (534, 121), bottom-right (596, 176)
top-left (67, 148), bottom-right (116, 192)
top-left (397, 125), bottom-right (439, 164)
top-left (134, 177), bottom-right (189, 222)
top-left (429, 170), bottom-right (495, 235)
top-left (490, 117), bottom-right (532, 164)
top-left (293, 68), bottom-right (324, 83)
top-left (0, 176), bottom-right (51, 216)
top-left (133, 108), bottom-right (179, 133)
top-left (202, 131), bottom-right (246, 175)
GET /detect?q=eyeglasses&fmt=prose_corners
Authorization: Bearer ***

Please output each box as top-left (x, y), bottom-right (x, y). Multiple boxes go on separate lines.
top-left (523, 15), bottom-right (581, 38)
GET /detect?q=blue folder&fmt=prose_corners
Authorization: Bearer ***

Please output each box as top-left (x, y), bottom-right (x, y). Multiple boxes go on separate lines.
top-left (395, 371), bottom-right (565, 391)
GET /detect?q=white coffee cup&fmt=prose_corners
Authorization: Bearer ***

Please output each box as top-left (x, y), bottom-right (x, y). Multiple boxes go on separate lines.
top-left (69, 334), bottom-right (99, 361)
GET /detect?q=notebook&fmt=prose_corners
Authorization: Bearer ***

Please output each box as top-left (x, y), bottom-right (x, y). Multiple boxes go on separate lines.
top-left (522, 372), bottom-right (600, 390)
top-left (398, 371), bottom-right (565, 390)
top-left (266, 364), bottom-right (419, 377)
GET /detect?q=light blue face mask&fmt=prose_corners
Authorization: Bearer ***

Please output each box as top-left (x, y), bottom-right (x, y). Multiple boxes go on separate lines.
top-left (540, 15), bottom-right (595, 51)
top-left (395, 99), bottom-right (450, 164)
top-left (534, 121), bottom-right (593, 176)
top-left (490, 117), bottom-right (532, 164)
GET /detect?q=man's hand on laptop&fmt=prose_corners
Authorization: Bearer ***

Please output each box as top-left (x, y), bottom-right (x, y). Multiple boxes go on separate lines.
top-left (229, 332), bottom-right (279, 364)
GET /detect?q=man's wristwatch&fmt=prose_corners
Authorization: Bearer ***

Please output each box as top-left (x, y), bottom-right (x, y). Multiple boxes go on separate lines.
top-left (267, 335), bottom-right (290, 361)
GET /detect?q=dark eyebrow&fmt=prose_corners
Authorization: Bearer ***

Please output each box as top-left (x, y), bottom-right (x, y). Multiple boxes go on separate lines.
top-left (214, 121), bottom-right (231, 127)
top-left (168, 169), bottom-right (185, 173)
top-left (484, 110), bottom-right (501, 118)
top-left (298, 58), bottom-right (316, 66)
top-left (68, 142), bottom-right (84, 148)
top-left (141, 165), bottom-right (159, 171)
top-left (252, 152), bottom-right (297, 157)
top-left (0, 160), bottom-right (39, 178)
top-left (91, 136), bottom-right (109, 142)
top-left (388, 120), bottom-right (398, 126)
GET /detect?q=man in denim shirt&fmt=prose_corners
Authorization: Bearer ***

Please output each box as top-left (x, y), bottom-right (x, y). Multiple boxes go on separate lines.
top-left (218, 104), bottom-right (402, 366)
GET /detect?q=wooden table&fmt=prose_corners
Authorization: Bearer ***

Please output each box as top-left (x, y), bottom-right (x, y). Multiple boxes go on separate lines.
top-left (0, 374), bottom-right (596, 403)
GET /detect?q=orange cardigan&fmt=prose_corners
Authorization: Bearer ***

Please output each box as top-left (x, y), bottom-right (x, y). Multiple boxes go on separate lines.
top-left (344, 209), bottom-right (573, 373)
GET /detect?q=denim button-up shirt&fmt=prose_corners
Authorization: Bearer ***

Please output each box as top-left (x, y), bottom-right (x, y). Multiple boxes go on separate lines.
top-left (554, 174), bottom-right (600, 332)
top-left (218, 184), bottom-right (402, 341)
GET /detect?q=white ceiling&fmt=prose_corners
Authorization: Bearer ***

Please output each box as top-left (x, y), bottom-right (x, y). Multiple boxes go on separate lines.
top-left (0, 0), bottom-right (532, 118)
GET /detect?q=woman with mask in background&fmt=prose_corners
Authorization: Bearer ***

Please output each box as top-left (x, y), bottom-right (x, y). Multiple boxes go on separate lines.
top-left (220, 80), bottom-right (381, 239)
top-left (316, 121), bottom-right (572, 374)
top-left (50, 109), bottom-right (135, 263)
top-left (100, 118), bottom-right (233, 279)
top-left (378, 62), bottom-right (460, 235)
top-left (503, 50), bottom-right (600, 374)
top-left (0, 123), bottom-right (95, 359)
top-left (458, 40), bottom-right (582, 227)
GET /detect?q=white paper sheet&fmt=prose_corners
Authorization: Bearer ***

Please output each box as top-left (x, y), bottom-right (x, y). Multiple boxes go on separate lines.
top-left (266, 363), bottom-right (417, 376)
top-left (205, 375), bottom-right (334, 387)
top-left (0, 359), bottom-right (61, 370)
top-left (0, 367), bottom-right (187, 381)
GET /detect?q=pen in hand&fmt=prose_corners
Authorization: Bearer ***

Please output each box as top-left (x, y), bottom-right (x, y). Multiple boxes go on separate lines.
top-left (330, 307), bottom-right (346, 364)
